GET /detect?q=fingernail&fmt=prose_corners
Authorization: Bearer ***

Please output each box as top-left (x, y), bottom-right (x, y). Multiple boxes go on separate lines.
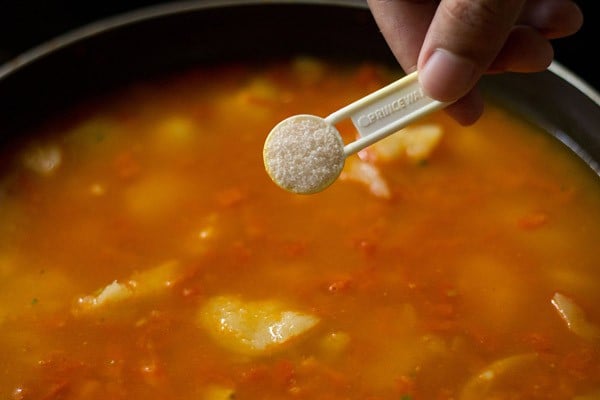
top-left (419, 49), bottom-right (479, 102)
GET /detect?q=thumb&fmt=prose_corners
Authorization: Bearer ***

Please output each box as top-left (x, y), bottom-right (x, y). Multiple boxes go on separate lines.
top-left (417, 0), bottom-right (526, 102)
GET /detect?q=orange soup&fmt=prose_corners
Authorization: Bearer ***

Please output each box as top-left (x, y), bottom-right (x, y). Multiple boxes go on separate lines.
top-left (1, 58), bottom-right (599, 399)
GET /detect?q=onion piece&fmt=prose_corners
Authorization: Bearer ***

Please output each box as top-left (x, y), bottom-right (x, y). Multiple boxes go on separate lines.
top-left (73, 260), bottom-right (182, 315)
top-left (460, 353), bottom-right (539, 400)
top-left (551, 292), bottom-right (600, 342)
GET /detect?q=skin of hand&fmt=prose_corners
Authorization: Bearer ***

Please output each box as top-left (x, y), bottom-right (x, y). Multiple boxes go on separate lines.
top-left (367, 0), bottom-right (584, 125)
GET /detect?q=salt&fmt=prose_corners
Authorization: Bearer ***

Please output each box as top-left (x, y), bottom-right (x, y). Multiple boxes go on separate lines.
top-left (263, 115), bottom-right (345, 194)
top-left (262, 71), bottom-right (449, 195)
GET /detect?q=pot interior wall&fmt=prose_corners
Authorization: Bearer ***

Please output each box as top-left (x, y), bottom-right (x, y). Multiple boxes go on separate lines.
top-left (481, 72), bottom-right (600, 174)
top-left (0, 3), bottom-right (393, 136)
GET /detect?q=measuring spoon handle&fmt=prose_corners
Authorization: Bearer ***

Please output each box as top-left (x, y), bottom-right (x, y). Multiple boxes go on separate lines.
top-left (324, 71), bottom-right (451, 156)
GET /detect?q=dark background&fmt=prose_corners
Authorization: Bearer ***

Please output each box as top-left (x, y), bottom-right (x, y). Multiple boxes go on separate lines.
top-left (0, 0), bottom-right (597, 91)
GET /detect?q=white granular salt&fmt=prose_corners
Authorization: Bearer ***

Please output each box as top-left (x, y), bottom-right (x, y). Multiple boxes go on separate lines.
top-left (263, 115), bottom-right (346, 194)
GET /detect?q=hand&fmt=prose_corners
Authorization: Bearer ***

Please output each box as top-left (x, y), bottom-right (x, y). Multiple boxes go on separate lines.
top-left (367, 0), bottom-right (583, 125)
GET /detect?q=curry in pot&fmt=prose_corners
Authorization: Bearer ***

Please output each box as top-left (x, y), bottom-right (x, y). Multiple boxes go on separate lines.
top-left (1, 58), bottom-right (599, 399)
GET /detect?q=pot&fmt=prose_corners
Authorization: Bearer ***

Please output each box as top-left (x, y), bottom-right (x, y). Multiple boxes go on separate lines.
top-left (0, 0), bottom-right (599, 173)
top-left (1, 1), bottom-right (600, 398)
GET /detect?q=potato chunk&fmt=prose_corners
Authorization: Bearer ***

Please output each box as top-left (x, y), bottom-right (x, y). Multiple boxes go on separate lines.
top-left (21, 143), bottom-right (62, 175)
top-left (199, 295), bottom-right (319, 356)
top-left (74, 260), bottom-right (181, 314)
top-left (79, 280), bottom-right (132, 309)
top-left (370, 124), bottom-right (443, 163)
top-left (340, 157), bottom-right (391, 199)
top-left (125, 173), bottom-right (188, 221)
top-left (152, 116), bottom-right (196, 149)
top-left (202, 385), bottom-right (236, 400)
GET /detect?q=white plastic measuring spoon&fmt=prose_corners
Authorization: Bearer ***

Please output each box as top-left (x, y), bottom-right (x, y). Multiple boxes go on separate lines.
top-left (263, 71), bottom-right (452, 194)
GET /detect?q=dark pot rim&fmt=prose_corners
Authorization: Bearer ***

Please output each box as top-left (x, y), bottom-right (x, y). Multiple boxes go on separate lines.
top-left (0, 0), bottom-right (599, 176)
top-left (1, 0), bottom-right (598, 106)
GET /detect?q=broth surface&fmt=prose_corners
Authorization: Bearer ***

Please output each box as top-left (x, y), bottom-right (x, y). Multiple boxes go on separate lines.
top-left (1, 59), bottom-right (600, 399)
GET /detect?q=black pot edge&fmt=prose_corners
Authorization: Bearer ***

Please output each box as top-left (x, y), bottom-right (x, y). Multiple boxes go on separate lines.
top-left (0, 0), bottom-right (599, 176)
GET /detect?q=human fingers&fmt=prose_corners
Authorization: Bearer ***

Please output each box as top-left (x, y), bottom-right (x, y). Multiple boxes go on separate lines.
top-left (447, 25), bottom-right (554, 124)
top-left (417, 0), bottom-right (527, 103)
top-left (443, 86), bottom-right (485, 125)
top-left (518, 0), bottom-right (583, 39)
top-left (488, 25), bottom-right (553, 73)
top-left (366, 0), bottom-right (438, 73)
top-left (366, 0), bottom-right (487, 126)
